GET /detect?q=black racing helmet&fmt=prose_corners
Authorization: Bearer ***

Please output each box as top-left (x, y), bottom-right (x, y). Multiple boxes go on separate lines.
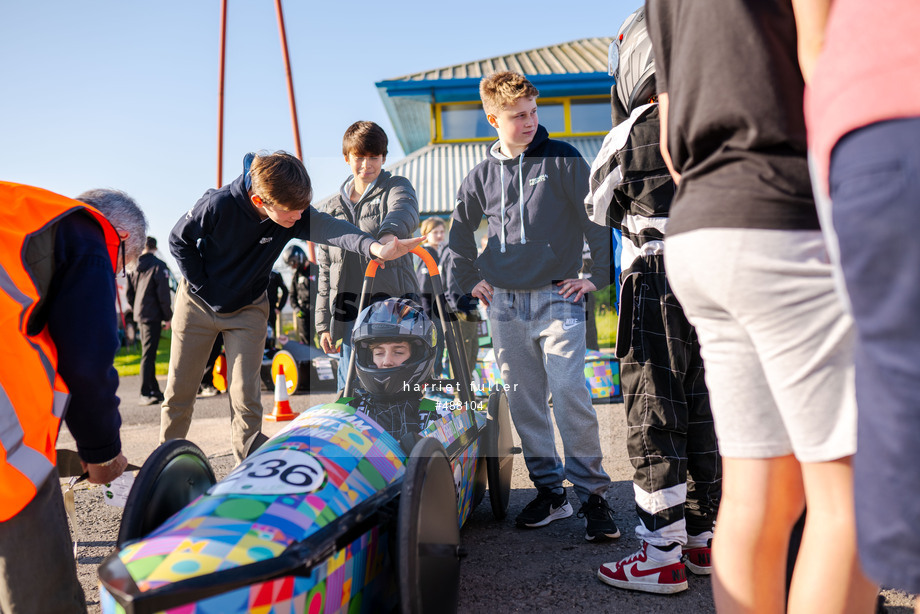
top-left (282, 244), bottom-right (307, 271)
top-left (611, 7), bottom-right (657, 122)
top-left (352, 298), bottom-right (437, 396)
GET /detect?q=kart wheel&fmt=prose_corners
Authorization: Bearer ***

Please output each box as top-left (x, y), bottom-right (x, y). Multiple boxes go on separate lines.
top-left (398, 437), bottom-right (461, 614)
top-left (117, 440), bottom-right (216, 547)
top-left (485, 390), bottom-right (514, 520)
top-left (471, 453), bottom-right (488, 511)
top-left (271, 350), bottom-right (300, 395)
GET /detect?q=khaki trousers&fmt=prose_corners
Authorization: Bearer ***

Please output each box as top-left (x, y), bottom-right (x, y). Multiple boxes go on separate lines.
top-left (160, 280), bottom-right (269, 463)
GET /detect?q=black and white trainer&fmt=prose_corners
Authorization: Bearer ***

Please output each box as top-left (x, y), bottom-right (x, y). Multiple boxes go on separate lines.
top-left (577, 494), bottom-right (621, 541)
top-left (515, 487), bottom-right (574, 528)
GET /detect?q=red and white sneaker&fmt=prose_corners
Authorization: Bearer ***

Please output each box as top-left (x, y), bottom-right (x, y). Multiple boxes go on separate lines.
top-left (597, 542), bottom-right (688, 594)
top-left (682, 545), bottom-right (712, 575)
top-left (682, 532), bottom-right (713, 575)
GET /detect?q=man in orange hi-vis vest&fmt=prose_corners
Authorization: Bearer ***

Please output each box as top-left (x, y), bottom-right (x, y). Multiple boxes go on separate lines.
top-left (0, 182), bottom-right (147, 613)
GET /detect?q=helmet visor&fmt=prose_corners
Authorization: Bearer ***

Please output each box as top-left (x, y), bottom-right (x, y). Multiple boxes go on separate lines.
top-left (608, 41), bottom-right (619, 77)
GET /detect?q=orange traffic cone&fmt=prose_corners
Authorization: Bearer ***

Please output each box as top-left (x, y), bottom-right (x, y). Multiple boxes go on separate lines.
top-left (265, 363), bottom-right (296, 421)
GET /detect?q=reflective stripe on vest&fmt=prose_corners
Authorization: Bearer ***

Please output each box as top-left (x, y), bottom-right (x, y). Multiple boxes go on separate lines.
top-left (0, 182), bottom-right (119, 521)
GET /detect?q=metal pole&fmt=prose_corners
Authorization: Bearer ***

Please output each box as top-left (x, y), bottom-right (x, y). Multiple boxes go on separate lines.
top-left (216, 0), bottom-right (228, 188)
top-left (274, 0), bottom-right (303, 160)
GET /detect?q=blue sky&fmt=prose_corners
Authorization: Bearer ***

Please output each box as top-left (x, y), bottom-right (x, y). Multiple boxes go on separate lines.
top-left (1, 0), bottom-right (636, 271)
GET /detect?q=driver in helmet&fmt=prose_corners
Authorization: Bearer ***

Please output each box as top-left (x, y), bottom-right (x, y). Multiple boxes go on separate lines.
top-left (349, 297), bottom-right (439, 442)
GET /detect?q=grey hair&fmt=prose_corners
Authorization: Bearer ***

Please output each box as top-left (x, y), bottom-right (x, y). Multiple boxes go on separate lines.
top-left (74, 189), bottom-right (148, 266)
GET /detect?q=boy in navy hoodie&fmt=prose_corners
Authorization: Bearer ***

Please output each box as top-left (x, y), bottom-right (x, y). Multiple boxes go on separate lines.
top-left (161, 151), bottom-right (423, 463)
top-left (446, 71), bottom-right (617, 542)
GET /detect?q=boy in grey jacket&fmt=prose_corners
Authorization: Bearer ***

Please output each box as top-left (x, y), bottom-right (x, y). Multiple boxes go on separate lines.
top-left (446, 71), bottom-right (617, 542)
top-left (315, 121), bottom-right (420, 390)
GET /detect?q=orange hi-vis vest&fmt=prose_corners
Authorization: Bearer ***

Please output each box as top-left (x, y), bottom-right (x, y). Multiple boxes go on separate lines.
top-left (0, 182), bottom-right (120, 521)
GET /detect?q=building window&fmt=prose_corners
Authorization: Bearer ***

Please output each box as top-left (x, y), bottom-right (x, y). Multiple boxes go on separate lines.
top-left (434, 96), bottom-right (610, 143)
top-left (538, 103), bottom-right (565, 134)
top-left (440, 104), bottom-right (493, 141)
top-left (570, 99), bottom-right (611, 133)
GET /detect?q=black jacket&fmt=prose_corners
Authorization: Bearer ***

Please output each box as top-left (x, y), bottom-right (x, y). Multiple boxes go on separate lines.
top-left (267, 271), bottom-right (288, 311)
top-left (290, 263), bottom-right (317, 316)
top-left (169, 155), bottom-right (376, 313)
top-left (127, 252), bottom-right (172, 323)
top-left (447, 126), bottom-right (611, 293)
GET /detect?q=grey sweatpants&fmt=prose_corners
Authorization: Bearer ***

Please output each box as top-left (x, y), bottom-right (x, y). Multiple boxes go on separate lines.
top-left (490, 284), bottom-right (610, 503)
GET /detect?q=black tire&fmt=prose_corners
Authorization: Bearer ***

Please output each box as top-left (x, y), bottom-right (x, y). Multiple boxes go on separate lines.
top-left (485, 390), bottom-right (514, 520)
top-left (398, 437), bottom-right (461, 614)
top-left (117, 440), bottom-right (216, 547)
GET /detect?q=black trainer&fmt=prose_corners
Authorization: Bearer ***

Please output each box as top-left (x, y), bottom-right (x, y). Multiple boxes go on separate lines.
top-left (515, 487), bottom-right (574, 528)
top-left (577, 494), bottom-right (621, 541)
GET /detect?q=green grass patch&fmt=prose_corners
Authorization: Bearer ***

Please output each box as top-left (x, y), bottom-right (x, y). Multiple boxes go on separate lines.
top-left (114, 330), bottom-right (171, 377)
top-left (595, 309), bottom-right (618, 348)
top-left (111, 310), bottom-right (616, 378)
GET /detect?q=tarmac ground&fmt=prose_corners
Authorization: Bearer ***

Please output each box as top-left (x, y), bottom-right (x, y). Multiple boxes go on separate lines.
top-left (56, 373), bottom-right (916, 613)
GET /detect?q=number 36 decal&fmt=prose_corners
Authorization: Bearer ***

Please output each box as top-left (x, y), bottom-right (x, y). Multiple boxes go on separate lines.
top-left (210, 449), bottom-right (326, 496)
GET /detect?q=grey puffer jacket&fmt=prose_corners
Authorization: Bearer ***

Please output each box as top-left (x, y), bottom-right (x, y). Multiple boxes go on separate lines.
top-left (315, 171), bottom-right (421, 343)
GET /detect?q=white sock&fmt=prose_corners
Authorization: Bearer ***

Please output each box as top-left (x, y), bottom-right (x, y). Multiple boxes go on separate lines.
top-left (685, 530), bottom-right (714, 549)
top-left (645, 542), bottom-right (682, 564)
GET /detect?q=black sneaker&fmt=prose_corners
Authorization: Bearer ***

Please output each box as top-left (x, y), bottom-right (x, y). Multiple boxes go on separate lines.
top-left (577, 494), bottom-right (621, 541)
top-left (515, 487), bottom-right (574, 528)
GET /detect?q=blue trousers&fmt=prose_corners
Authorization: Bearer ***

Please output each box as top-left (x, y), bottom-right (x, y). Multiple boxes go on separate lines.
top-left (830, 117), bottom-right (920, 593)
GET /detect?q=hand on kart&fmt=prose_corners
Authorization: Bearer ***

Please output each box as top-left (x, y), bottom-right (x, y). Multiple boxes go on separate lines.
top-left (81, 452), bottom-right (128, 485)
top-left (320, 331), bottom-right (337, 354)
top-left (471, 280), bottom-right (494, 307)
top-left (556, 278), bottom-right (596, 302)
top-left (369, 235), bottom-right (426, 268)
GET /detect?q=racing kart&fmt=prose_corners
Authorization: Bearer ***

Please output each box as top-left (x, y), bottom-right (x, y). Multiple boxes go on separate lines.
top-left (98, 247), bottom-right (517, 614)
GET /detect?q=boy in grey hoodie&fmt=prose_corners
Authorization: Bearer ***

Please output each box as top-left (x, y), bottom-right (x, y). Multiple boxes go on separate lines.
top-left (446, 71), bottom-right (617, 542)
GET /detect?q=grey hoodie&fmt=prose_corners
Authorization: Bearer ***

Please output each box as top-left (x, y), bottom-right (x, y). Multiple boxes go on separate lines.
top-left (448, 126), bottom-right (611, 293)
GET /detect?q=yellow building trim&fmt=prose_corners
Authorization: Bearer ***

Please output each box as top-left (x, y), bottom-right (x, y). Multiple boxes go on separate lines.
top-left (433, 95), bottom-right (609, 143)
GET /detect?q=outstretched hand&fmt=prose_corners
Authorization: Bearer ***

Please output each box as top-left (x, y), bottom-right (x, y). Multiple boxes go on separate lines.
top-left (370, 236), bottom-right (426, 268)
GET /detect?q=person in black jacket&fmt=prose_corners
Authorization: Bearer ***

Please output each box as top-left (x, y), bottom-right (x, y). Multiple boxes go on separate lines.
top-left (283, 243), bottom-right (318, 346)
top-left (266, 269), bottom-right (288, 346)
top-left (127, 236), bottom-right (173, 405)
top-left (161, 151), bottom-right (423, 463)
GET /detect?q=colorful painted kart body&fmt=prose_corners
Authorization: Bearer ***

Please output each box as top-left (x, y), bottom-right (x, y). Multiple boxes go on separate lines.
top-left (98, 247), bottom-right (516, 613)
top-left (99, 393), bottom-right (513, 614)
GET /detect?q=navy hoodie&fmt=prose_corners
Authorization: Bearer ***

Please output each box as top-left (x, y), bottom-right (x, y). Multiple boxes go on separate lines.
top-left (448, 126), bottom-right (611, 293)
top-left (170, 155), bottom-right (377, 313)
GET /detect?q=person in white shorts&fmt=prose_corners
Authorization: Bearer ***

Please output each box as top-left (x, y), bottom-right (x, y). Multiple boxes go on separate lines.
top-left (645, 0), bottom-right (878, 611)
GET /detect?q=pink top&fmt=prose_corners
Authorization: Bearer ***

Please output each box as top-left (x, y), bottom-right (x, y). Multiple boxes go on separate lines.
top-left (805, 0), bottom-right (920, 191)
